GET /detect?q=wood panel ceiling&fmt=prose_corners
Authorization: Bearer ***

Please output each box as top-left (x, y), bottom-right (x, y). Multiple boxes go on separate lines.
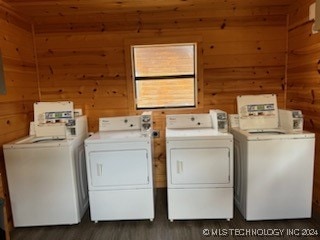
top-left (3, 0), bottom-right (296, 24)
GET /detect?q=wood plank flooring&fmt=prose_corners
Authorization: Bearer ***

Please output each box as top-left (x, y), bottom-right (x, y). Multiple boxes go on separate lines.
top-left (11, 189), bottom-right (320, 240)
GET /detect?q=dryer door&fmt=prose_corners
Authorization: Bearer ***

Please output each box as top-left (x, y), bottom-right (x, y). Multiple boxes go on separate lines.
top-left (89, 149), bottom-right (149, 187)
top-left (170, 147), bottom-right (230, 186)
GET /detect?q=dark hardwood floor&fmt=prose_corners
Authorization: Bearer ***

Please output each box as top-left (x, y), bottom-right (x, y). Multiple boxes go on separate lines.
top-left (11, 189), bottom-right (320, 240)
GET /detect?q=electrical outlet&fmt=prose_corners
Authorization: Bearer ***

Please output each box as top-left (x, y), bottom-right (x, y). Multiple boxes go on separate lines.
top-left (152, 130), bottom-right (160, 138)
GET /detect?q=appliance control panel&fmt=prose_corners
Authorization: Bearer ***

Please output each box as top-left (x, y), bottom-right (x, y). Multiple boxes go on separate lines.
top-left (228, 114), bottom-right (239, 128)
top-left (99, 112), bottom-right (153, 135)
top-left (237, 94), bottom-right (279, 130)
top-left (33, 101), bottom-right (75, 138)
top-left (279, 109), bottom-right (303, 132)
top-left (141, 111), bottom-right (153, 134)
top-left (99, 116), bottom-right (140, 131)
top-left (166, 114), bottom-right (212, 129)
top-left (210, 109), bottom-right (228, 132)
top-left (45, 111), bottom-right (73, 121)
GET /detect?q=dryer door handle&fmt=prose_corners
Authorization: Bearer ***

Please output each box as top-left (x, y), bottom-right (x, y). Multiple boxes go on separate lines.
top-left (177, 161), bottom-right (184, 174)
top-left (97, 163), bottom-right (103, 176)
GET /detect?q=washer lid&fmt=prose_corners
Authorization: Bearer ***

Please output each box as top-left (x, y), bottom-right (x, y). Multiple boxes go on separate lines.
top-left (237, 94), bottom-right (279, 130)
top-left (3, 135), bottom-right (71, 148)
top-left (231, 127), bottom-right (315, 140)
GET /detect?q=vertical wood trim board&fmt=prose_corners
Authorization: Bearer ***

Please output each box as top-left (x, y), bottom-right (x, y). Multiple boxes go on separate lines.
top-left (32, 24), bottom-right (42, 101)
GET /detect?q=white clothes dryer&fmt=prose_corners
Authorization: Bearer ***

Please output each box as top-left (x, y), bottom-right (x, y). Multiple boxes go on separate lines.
top-left (85, 114), bottom-right (154, 222)
top-left (166, 112), bottom-right (233, 221)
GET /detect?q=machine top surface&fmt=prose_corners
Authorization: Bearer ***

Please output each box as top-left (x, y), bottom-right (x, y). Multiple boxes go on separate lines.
top-left (3, 135), bottom-right (73, 148)
top-left (231, 127), bottom-right (315, 141)
top-left (85, 130), bottom-right (151, 143)
top-left (166, 128), bottom-right (233, 141)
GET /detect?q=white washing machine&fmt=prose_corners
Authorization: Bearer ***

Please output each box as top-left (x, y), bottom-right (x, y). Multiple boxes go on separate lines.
top-left (231, 94), bottom-right (315, 221)
top-left (166, 111), bottom-right (233, 221)
top-left (3, 102), bottom-right (89, 227)
top-left (85, 113), bottom-right (154, 222)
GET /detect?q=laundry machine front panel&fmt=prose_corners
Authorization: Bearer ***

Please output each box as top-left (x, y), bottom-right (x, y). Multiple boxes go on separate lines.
top-left (170, 148), bottom-right (230, 185)
top-left (89, 189), bottom-right (154, 221)
top-left (168, 188), bottom-right (233, 220)
top-left (246, 137), bottom-right (315, 220)
top-left (233, 139), bottom-right (242, 209)
top-left (166, 139), bottom-right (233, 188)
top-left (4, 146), bottom-right (80, 227)
top-left (74, 142), bottom-right (89, 217)
top-left (232, 133), bottom-right (249, 219)
top-left (89, 149), bottom-right (149, 187)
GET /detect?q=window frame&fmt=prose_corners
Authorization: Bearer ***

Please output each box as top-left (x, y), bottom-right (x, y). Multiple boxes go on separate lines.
top-left (124, 36), bottom-right (203, 112)
top-left (131, 43), bottom-right (197, 110)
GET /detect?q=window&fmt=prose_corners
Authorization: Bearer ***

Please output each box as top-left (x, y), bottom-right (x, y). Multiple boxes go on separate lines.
top-left (131, 43), bottom-right (197, 109)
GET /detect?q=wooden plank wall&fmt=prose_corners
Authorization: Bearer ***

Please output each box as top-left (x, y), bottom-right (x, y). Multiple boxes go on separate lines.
top-left (33, 5), bottom-right (288, 187)
top-left (0, 1), bottom-right (39, 233)
top-left (287, 0), bottom-right (320, 212)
